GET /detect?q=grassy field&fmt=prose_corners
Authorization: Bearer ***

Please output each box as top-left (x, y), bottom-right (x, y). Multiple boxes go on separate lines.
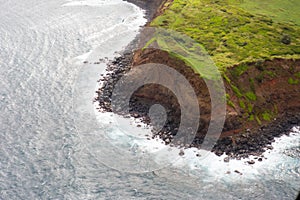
top-left (143, 28), bottom-right (221, 79)
top-left (229, 0), bottom-right (300, 25)
top-left (150, 0), bottom-right (300, 70)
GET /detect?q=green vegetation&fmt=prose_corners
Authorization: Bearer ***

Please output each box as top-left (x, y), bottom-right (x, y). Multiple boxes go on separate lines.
top-left (249, 78), bottom-right (255, 92)
top-left (287, 71), bottom-right (300, 84)
top-left (249, 114), bottom-right (255, 121)
top-left (228, 0), bottom-right (300, 25)
top-left (147, 0), bottom-right (300, 126)
top-left (288, 77), bottom-right (299, 85)
top-left (255, 115), bottom-right (262, 125)
top-left (245, 92), bottom-right (257, 101)
top-left (239, 100), bottom-right (246, 110)
top-left (230, 64), bottom-right (248, 77)
top-left (152, 0), bottom-right (300, 69)
top-left (231, 85), bottom-right (243, 98)
top-left (247, 104), bottom-right (253, 113)
top-left (226, 94), bottom-right (236, 108)
top-left (261, 111), bottom-right (272, 121)
top-left (143, 28), bottom-right (223, 80)
top-left (295, 72), bottom-right (300, 78)
top-left (265, 71), bottom-right (277, 78)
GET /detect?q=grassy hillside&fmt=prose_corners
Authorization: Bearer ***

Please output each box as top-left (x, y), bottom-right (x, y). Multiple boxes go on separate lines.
top-left (228, 0), bottom-right (300, 25)
top-left (151, 0), bottom-right (300, 70)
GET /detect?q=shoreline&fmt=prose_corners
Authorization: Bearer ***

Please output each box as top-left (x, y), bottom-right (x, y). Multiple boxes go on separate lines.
top-left (94, 0), bottom-right (300, 162)
top-left (124, 0), bottom-right (167, 21)
top-left (95, 52), bottom-right (300, 162)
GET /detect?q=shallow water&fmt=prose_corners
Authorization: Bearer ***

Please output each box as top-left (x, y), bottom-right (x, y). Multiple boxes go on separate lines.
top-left (0, 0), bottom-right (299, 199)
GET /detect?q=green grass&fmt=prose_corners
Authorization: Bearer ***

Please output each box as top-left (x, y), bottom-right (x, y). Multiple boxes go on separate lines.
top-left (239, 100), bottom-right (246, 109)
top-left (228, 0), bottom-right (300, 26)
top-left (143, 28), bottom-right (223, 80)
top-left (255, 115), bottom-right (262, 125)
top-left (262, 111), bottom-right (272, 121)
top-left (148, 0), bottom-right (299, 123)
top-left (265, 71), bottom-right (277, 78)
top-left (249, 78), bottom-right (255, 92)
top-left (294, 72), bottom-right (300, 78)
top-left (247, 103), bottom-right (253, 113)
top-left (226, 94), bottom-right (236, 108)
top-left (249, 114), bottom-right (255, 121)
top-left (151, 0), bottom-right (300, 69)
top-left (288, 77), bottom-right (299, 85)
top-left (231, 85), bottom-right (243, 98)
top-left (245, 91), bottom-right (257, 101)
top-left (230, 64), bottom-right (249, 77)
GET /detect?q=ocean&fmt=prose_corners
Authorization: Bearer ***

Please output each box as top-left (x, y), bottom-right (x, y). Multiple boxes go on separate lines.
top-left (0, 0), bottom-right (299, 199)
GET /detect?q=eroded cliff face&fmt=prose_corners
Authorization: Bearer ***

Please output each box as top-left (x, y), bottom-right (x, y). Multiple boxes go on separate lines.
top-left (131, 48), bottom-right (213, 139)
top-left (225, 58), bottom-right (300, 129)
top-left (96, 0), bottom-right (300, 157)
top-left (124, 0), bottom-right (300, 139)
top-left (95, 48), bottom-right (300, 157)
top-left (130, 48), bottom-right (300, 138)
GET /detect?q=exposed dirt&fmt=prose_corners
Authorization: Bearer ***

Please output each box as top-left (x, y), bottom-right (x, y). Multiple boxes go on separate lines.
top-left (225, 58), bottom-right (300, 130)
top-left (131, 49), bottom-right (300, 134)
top-left (94, 0), bottom-right (300, 161)
top-left (95, 48), bottom-right (300, 160)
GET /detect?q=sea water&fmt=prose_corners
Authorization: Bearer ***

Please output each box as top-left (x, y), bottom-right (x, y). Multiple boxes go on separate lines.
top-left (0, 0), bottom-right (299, 199)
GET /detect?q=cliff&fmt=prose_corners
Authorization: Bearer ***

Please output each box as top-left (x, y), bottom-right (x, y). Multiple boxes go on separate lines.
top-left (96, 0), bottom-right (300, 158)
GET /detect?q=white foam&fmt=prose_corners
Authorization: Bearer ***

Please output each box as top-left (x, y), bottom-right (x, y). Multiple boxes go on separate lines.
top-left (171, 126), bottom-right (300, 179)
top-left (97, 110), bottom-right (300, 177)
top-left (62, 0), bottom-right (125, 7)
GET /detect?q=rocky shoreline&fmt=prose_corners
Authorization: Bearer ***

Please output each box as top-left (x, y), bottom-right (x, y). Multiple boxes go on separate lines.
top-left (93, 0), bottom-right (300, 162)
top-left (125, 0), bottom-right (168, 20)
top-left (94, 51), bottom-right (300, 162)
